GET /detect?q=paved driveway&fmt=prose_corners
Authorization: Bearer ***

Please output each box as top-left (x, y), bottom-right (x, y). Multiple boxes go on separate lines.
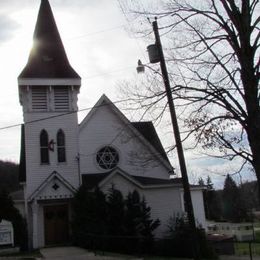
top-left (219, 256), bottom-right (260, 260)
top-left (1, 246), bottom-right (260, 260)
top-left (39, 247), bottom-right (260, 260)
top-left (40, 246), bottom-right (142, 260)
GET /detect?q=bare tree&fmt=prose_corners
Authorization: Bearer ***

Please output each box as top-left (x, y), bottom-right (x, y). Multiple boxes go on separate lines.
top-left (118, 1), bottom-right (260, 200)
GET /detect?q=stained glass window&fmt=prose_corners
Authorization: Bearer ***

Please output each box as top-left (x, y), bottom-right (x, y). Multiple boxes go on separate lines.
top-left (96, 146), bottom-right (119, 170)
top-left (57, 129), bottom-right (66, 163)
top-left (40, 129), bottom-right (49, 163)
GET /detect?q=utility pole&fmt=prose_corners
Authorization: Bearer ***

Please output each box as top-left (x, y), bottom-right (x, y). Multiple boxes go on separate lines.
top-left (151, 18), bottom-right (200, 259)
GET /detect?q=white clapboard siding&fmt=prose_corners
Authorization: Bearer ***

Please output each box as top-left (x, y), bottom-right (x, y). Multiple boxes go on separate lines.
top-left (99, 173), bottom-right (184, 237)
top-left (79, 100), bottom-right (171, 179)
top-left (22, 85), bottom-right (80, 198)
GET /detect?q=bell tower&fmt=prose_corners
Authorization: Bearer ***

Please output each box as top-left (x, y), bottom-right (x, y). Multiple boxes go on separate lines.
top-left (18, 0), bottom-right (81, 248)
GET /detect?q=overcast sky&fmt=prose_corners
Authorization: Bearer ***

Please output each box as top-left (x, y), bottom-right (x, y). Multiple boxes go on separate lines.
top-left (0, 0), bottom-right (146, 157)
top-left (0, 0), bottom-right (254, 188)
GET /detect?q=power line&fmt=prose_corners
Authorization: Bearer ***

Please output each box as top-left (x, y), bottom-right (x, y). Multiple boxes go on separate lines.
top-left (0, 64), bottom-right (137, 100)
top-left (78, 114), bottom-right (172, 167)
top-left (66, 24), bottom-right (127, 40)
top-left (116, 0), bottom-right (148, 63)
top-left (81, 65), bottom-right (134, 80)
top-left (0, 98), bottom-right (131, 131)
top-left (76, 77), bottom-right (172, 167)
top-left (0, 96), bottom-right (172, 167)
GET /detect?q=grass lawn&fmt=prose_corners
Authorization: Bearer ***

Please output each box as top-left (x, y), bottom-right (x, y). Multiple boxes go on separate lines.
top-left (138, 257), bottom-right (191, 259)
top-left (254, 229), bottom-right (260, 241)
top-left (233, 222), bottom-right (260, 256)
top-left (0, 249), bottom-right (42, 259)
top-left (235, 242), bottom-right (260, 256)
top-left (254, 222), bottom-right (260, 228)
top-left (95, 251), bottom-right (211, 260)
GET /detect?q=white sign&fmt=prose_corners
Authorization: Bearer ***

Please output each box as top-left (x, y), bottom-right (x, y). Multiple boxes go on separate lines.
top-left (0, 220), bottom-right (14, 246)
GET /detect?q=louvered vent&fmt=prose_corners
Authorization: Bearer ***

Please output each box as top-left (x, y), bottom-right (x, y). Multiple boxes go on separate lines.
top-left (54, 87), bottom-right (70, 111)
top-left (31, 87), bottom-right (48, 111)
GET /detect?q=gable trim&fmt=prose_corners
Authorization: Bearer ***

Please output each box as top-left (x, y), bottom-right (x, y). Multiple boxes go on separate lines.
top-left (79, 94), bottom-right (172, 172)
top-left (95, 168), bottom-right (182, 190)
top-left (18, 78), bottom-right (81, 86)
top-left (79, 94), bottom-right (109, 129)
top-left (98, 168), bottom-right (143, 189)
top-left (28, 170), bottom-right (77, 202)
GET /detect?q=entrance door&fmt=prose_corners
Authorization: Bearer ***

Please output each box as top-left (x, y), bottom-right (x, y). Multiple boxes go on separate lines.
top-left (44, 204), bottom-right (69, 245)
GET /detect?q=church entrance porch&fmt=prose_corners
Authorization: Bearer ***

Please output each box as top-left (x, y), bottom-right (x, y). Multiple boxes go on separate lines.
top-left (29, 198), bottom-right (73, 249)
top-left (44, 204), bottom-right (69, 246)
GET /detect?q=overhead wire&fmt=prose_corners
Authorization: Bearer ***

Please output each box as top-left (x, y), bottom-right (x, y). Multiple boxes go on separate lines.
top-left (0, 98), bottom-right (130, 131)
top-left (0, 93), bottom-right (173, 166)
top-left (80, 65), bottom-right (134, 80)
top-left (0, 95), bottom-right (172, 165)
top-left (0, 98), bottom-right (173, 168)
top-left (77, 77), bottom-right (174, 166)
top-left (116, 0), bottom-right (149, 63)
top-left (0, 5), bottom-right (176, 165)
top-left (3, 12), bottom-right (151, 100)
top-left (65, 24), bottom-right (128, 41)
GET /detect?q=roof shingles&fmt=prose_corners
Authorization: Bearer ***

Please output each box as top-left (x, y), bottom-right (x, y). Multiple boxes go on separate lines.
top-left (82, 170), bottom-right (182, 190)
top-left (19, 0), bottom-right (80, 79)
top-left (131, 121), bottom-right (169, 163)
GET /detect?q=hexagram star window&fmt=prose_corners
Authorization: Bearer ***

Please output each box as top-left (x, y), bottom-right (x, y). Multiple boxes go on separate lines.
top-left (96, 146), bottom-right (119, 170)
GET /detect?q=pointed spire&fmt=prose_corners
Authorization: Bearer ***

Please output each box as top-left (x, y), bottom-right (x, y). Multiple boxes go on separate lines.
top-left (19, 0), bottom-right (80, 79)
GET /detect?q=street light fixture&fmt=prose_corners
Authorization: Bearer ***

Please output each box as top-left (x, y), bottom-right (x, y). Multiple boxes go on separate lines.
top-left (136, 59), bottom-right (145, 73)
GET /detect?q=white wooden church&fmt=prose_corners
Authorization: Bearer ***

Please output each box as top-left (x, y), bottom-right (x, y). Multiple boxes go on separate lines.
top-left (15, 0), bottom-right (206, 249)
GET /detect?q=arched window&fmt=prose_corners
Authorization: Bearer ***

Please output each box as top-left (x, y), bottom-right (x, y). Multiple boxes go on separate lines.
top-left (40, 130), bottom-right (49, 164)
top-left (57, 129), bottom-right (66, 163)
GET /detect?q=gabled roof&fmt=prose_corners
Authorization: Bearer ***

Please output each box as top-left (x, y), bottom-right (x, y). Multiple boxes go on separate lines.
top-left (18, 0), bottom-right (80, 80)
top-left (131, 121), bottom-right (169, 163)
top-left (82, 172), bottom-right (111, 190)
top-left (28, 170), bottom-right (77, 202)
top-left (79, 94), bottom-right (172, 171)
top-left (79, 94), bottom-right (116, 128)
top-left (82, 167), bottom-right (182, 190)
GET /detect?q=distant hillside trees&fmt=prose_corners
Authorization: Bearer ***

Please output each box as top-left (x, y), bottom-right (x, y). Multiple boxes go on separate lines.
top-left (0, 161), bottom-right (26, 250)
top-left (200, 175), bottom-right (258, 222)
top-left (240, 181), bottom-right (259, 214)
top-left (0, 160), bottom-right (20, 193)
top-left (0, 190), bottom-right (27, 250)
top-left (222, 174), bottom-right (248, 222)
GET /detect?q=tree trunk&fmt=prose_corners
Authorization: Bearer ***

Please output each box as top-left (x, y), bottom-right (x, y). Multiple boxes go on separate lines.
top-left (239, 12), bottom-right (260, 205)
top-left (244, 95), bottom-right (260, 205)
top-left (251, 148), bottom-right (260, 206)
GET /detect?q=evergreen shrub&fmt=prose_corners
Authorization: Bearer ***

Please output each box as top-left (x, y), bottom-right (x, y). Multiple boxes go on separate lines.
top-left (154, 215), bottom-right (217, 259)
top-left (0, 190), bottom-right (28, 251)
top-left (72, 185), bottom-right (160, 254)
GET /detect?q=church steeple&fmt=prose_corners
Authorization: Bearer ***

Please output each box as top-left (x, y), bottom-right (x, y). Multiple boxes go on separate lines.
top-left (19, 0), bottom-right (80, 80)
top-left (17, 0), bottom-right (81, 250)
